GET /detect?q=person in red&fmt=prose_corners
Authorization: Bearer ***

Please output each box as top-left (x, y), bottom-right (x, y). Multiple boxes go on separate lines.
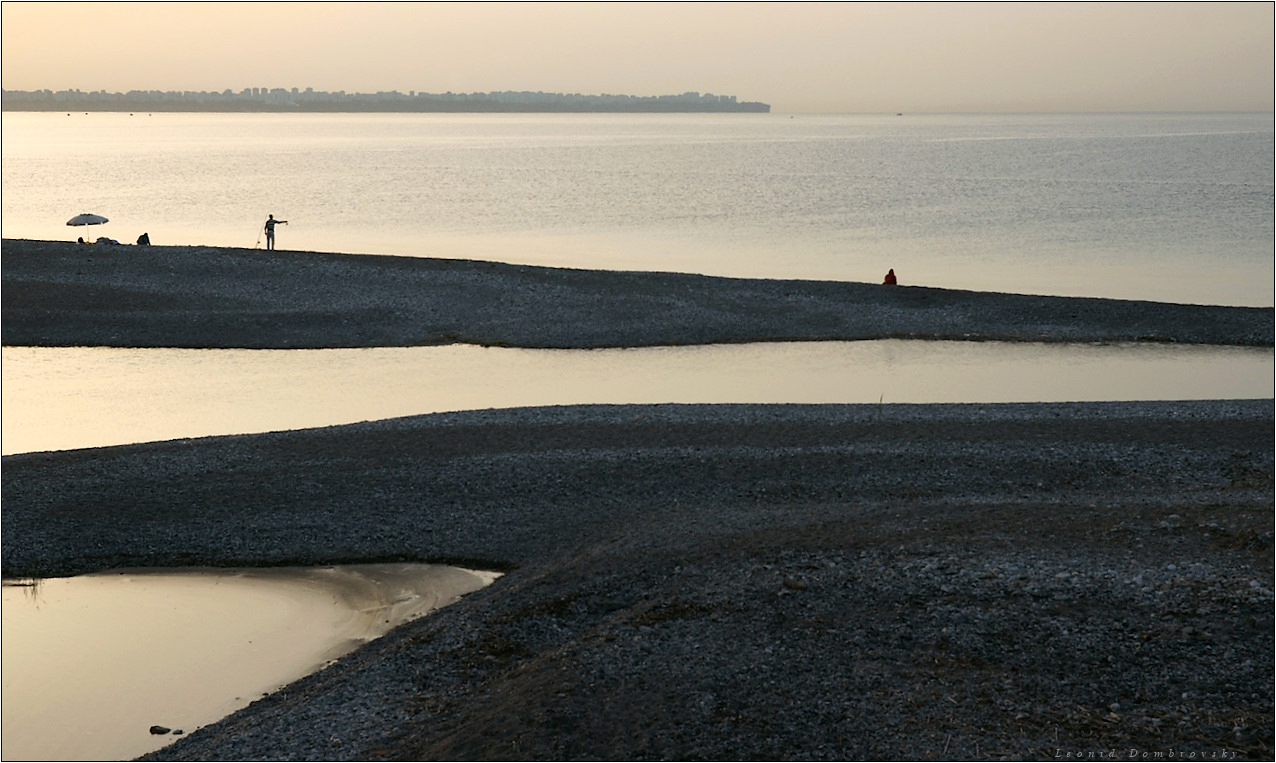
top-left (883, 268), bottom-right (897, 285)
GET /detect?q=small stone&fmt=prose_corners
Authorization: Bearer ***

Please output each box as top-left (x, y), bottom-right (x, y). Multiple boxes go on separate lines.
top-left (149, 725), bottom-right (171, 735)
top-left (782, 577), bottom-right (808, 591)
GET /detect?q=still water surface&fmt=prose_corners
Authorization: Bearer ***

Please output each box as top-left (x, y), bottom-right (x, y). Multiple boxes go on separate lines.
top-left (2, 564), bottom-right (499, 762)
top-left (3, 112), bottom-right (1271, 305)
top-left (3, 340), bottom-right (1272, 455)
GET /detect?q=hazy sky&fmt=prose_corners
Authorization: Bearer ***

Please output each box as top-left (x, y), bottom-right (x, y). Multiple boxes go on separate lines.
top-left (2, 2), bottom-right (1272, 113)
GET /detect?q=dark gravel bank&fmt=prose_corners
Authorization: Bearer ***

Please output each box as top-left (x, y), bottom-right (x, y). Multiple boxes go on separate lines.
top-left (4, 401), bottom-right (1272, 761)
top-left (3, 238), bottom-right (1271, 348)
top-left (3, 239), bottom-right (1272, 760)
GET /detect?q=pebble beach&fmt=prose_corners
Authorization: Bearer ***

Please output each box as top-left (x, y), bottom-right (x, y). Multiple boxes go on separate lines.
top-left (1, 238), bottom-right (1272, 760)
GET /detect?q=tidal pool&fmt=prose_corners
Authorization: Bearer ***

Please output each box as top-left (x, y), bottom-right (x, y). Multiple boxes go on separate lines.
top-left (1, 564), bottom-right (499, 762)
top-left (3, 340), bottom-right (1272, 455)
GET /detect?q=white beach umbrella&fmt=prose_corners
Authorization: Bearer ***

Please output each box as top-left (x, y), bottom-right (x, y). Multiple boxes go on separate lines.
top-left (67, 213), bottom-right (109, 227)
top-left (66, 213), bottom-right (109, 242)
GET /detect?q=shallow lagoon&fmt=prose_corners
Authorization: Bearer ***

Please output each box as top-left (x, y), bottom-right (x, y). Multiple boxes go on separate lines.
top-left (3, 340), bottom-right (1272, 455)
top-left (2, 564), bottom-right (499, 762)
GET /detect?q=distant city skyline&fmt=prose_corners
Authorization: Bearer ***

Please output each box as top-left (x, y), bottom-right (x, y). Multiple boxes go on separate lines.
top-left (2, 2), bottom-right (1272, 114)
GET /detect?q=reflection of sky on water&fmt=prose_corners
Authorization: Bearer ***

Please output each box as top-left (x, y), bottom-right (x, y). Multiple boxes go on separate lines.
top-left (3, 113), bottom-right (1271, 306)
top-left (1, 564), bottom-right (496, 762)
top-left (3, 341), bottom-right (1272, 455)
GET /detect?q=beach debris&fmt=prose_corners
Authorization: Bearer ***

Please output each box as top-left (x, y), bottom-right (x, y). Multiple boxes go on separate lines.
top-left (149, 725), bottom-right (172, 735)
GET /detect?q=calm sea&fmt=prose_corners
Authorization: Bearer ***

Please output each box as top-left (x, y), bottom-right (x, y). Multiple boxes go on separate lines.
top-left (2, 111), bottom-right (1272, 306)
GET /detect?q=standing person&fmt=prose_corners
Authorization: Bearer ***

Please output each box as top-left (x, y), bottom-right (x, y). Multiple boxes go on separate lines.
top-left (263, 214), bottom-right (287, 250)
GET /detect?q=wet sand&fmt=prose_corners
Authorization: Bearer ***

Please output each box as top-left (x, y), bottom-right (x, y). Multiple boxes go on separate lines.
top-left (1, 239), bottom-right (1272, 760)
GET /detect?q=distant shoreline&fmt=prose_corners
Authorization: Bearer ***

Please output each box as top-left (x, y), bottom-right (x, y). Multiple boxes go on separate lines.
top-left (0, 102), bottom-right (773, 114)
top-left (1, 87), bottom-right (771, 113)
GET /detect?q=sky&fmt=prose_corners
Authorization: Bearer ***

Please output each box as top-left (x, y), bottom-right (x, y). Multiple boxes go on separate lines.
top-left (2, 2), bottom-right (1272, 113)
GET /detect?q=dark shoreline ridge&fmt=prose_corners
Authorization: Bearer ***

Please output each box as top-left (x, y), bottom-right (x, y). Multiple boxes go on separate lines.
top-left (3, 401), bottom-right (1272, 760)
top-left (2, 239), bottom-right (1272, 349)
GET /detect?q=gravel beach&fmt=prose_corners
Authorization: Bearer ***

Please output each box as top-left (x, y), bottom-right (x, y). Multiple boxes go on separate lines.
top-left (3, 238), bottom-right (1271, 348)
top-left (2, 239), bottom-right (1272, 761)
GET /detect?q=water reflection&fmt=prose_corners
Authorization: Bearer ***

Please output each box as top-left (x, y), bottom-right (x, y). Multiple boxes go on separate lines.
top-left (1, 564), bottom-right (498, 762)
top-left (2, 340), bottom-right (1272, 455)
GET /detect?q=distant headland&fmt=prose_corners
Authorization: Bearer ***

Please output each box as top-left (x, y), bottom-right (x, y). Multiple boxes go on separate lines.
top-left (1, 88), bottom-right (770, 113)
